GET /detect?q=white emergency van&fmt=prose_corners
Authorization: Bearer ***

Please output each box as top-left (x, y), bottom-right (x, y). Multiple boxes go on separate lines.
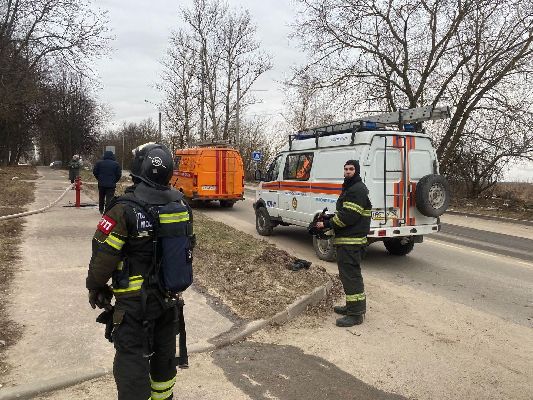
top-left (253, 106), bottom-right (451, 261)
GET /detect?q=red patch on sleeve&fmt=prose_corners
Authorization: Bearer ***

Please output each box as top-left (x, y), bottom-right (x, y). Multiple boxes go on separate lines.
top-left (97, 215), bottom-right (116, 235)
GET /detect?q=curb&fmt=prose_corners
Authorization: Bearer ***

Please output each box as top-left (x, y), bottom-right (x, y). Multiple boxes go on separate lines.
top-left (0, 280), bottom-right (333, 400)
top-left (446, 210), bottom-right (533, 227)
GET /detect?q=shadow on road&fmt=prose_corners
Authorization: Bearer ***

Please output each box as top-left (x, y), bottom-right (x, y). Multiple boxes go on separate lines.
top-left (213, 342), bottom-right (407, 400)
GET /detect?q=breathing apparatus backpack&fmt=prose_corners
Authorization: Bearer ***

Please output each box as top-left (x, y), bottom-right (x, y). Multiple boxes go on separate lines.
top-left (154, 200), bottom-right (194, 295)
top-left (112, 193), bottom-right (194, 296)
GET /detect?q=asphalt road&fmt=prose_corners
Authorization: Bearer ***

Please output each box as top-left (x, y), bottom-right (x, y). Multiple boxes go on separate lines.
top-left (199, 197), bottom-right (533, 329)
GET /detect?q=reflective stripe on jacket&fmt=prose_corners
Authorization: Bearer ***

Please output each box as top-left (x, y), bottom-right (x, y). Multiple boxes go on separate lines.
top-left (327, 176), bottom-right (372, 243)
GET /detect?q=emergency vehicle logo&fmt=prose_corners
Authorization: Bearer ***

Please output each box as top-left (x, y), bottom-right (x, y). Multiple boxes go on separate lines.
top-left (149, 156), bottom-right (167, 168)
top-left (292, 197), bottom-right (298, 209)
top-left (97, 215), bottom-right (116, 235)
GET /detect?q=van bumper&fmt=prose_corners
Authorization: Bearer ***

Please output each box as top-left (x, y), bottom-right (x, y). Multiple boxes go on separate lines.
top-left (191, 192), bottom-right (244, 201)
top-left (368, 223), bottom-right (440, 238)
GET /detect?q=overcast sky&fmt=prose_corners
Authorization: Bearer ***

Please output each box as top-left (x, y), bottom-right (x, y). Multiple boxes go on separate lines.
top-left (91, 0), bottom-right (532, 182)
top-left (92, 0), bottom-right (298, 130)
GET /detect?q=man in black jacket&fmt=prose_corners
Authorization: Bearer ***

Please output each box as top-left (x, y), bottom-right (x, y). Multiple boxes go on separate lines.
top-left (93, 150), bottom-right (122, 213)
top-left (316, 159), bottom-right (372, 327)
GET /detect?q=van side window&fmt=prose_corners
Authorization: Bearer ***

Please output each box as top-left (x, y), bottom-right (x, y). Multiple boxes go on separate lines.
top-left (283, 153), bottom-right (314, 181)
top-left (266, 155), bottom-right (282, 182)
top-left (174, 156), bottom-right (181, 170)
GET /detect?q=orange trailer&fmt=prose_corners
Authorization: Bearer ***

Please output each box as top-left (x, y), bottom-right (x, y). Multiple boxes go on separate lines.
top-left (170, 147), bottom-right (244, 207)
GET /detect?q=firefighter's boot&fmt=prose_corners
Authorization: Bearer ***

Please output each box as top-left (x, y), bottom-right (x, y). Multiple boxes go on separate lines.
top-left (336, 314), bottom-right (364, 327)
top-left (333, 305), bottom-right (347, 315)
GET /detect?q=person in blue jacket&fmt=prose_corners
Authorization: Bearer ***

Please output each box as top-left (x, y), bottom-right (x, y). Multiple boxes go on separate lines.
top-left (93, 150), bottom-right (122, 213)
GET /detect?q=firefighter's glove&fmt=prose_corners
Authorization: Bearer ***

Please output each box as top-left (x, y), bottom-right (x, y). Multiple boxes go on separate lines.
top-left (96, 306), bottom-right (115, 342)
top-left (88, 286), bottom-right (113, 310)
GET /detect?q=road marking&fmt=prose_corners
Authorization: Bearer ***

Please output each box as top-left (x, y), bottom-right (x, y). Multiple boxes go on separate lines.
top-left (426, 238), bottom-right (533, 269)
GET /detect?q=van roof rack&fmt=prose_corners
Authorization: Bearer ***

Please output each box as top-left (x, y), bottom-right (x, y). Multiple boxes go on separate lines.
top-left (195, 140), bottom-right (234, 148)
top-left (289, 105), bottom-right (450, 150)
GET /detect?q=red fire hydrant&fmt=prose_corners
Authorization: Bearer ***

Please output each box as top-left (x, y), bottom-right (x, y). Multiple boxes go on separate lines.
top-left (75, 176), bottom-right (82, 208)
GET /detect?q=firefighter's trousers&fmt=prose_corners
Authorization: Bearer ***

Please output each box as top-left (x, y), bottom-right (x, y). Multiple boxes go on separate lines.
top-left (112, 298), bottom-right (177, 400)
top-left (336, 244), bottom-right (366, 315)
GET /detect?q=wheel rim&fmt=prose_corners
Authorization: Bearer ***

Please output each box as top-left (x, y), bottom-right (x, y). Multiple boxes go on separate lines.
top-left (316, 238), bottom-right (331, 254)
top-left (257, 213), bottom-right (267, 230)
top-left (428, 183), bottom-right (446, 209)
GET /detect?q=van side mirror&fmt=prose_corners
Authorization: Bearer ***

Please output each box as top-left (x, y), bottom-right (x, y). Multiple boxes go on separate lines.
top-left (254, 170), bottom-right (264, 181)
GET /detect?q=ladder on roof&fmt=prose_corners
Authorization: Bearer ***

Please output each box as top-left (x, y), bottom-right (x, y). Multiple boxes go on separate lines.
top-left (291, 105), bottom-right (450, 148)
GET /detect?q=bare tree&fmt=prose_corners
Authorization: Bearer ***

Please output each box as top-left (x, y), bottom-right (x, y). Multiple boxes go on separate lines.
top-left (281, 72), bottom-right (338, 131)
top-left (160, 30), bottom-right (198, 149)
top-left (94, 119), bottom-right (159, 168)
top-left (38, 71), bottom-right (102, 163)
top-left (291, 0), bottom-right (533, 178)
top-left (236, 117), bottom-right (285, 180)
top-left (160, 0), bottom-right (272, 145)
top-left (0, 0), bottom-right (110, 165)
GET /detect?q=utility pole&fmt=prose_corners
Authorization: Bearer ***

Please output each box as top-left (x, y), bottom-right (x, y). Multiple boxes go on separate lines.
top-left (144, 99), bottom-right (162, 142)
top-left (122, 131), bottom-right (125, 170)
top-left (158, 111), bottom-right (162, 143)
top-left (236, 65), bottom-right (240, 145)
top-left (200, 44), bottom-right (206, 141)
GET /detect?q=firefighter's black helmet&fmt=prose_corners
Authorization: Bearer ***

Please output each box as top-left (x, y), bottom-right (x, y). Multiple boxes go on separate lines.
top-left (130, 142), bottom-right (174, 187)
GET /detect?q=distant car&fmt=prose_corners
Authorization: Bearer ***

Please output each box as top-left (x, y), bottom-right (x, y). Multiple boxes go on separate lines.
top-left (49, 161), bottom-right (62, 168)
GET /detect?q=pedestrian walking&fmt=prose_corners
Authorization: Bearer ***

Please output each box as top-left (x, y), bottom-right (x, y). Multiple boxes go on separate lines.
top-left (86, 143), bottom-right (194, 400)
top-left (93, 150), bottom-right (122, 213)
top-left (315, 159), bottom-right (372, 327)
top-left (68, 154), bottom-right (82, 184)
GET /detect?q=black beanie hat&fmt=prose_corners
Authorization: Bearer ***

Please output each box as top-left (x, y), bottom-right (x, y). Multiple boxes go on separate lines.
top-left (344, 159), bottom-right (360, 173)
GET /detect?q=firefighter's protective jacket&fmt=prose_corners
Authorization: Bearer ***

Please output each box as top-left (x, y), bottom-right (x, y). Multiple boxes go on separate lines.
top-left (324, 175), bottom-right (372, 245)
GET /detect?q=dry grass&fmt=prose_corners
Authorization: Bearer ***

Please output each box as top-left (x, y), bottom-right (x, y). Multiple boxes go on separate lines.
top-left (450, 182), bottom-right (533, 220)
top-left (0, 166), bottom-right (38, 376)
top-left (193, 212), bottom-right (335, 320)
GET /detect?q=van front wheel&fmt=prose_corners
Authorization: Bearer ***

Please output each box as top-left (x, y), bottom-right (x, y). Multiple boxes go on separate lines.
top-left (256, 207), bottom-right (273, 236)
top-left (313, 236), bottom-right (337, 262)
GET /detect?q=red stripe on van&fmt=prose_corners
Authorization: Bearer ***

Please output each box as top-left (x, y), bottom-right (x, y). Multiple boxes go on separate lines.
top-left (215, 150), bottom-right (220, 194)
top-left (222, 150), bottom-right (227, 194)
top-left (262, 181), bottom-right (341, 195)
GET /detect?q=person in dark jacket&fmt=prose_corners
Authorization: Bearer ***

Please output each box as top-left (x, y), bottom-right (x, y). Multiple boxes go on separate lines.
top-left (315, 159), bottom-right (372, 327)
top-left (68, 155), bottom-right (82, 184)
top-left (87, 143), bottom-right (194, 400)
top-left (93, 150), bottom-right (122, 213)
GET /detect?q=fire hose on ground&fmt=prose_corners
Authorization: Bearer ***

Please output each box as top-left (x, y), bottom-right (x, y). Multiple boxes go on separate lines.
top-left (0, 180), bottom-right (77, 222)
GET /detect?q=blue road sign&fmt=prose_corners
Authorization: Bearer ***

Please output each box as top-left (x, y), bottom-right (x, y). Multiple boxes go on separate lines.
top-left (252, 151), bottom-right (262, 162)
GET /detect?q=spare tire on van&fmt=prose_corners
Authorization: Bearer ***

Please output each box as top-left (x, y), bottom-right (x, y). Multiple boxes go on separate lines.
top-left (415, 174), bottom-right (450, 217)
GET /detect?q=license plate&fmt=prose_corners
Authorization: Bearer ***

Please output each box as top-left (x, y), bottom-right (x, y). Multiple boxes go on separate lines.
top-left (372, 209), bottom-right (399, 220)
top-left (201, 185), bottom-right (216, 190)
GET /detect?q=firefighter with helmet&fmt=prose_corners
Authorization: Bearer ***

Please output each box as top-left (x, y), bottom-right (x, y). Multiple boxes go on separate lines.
top-left (86, 142), bottom-right (193, 400)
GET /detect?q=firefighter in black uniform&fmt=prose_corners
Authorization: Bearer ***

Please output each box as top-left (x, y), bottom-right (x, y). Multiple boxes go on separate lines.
top-left (86, 142), bottom-right (192, 400)
top-left (316, 159), bottom-right (372, 327)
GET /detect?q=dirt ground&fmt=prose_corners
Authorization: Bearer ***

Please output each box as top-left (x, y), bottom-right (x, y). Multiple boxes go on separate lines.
top-left (0, 166), bottom-right (38, 378)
